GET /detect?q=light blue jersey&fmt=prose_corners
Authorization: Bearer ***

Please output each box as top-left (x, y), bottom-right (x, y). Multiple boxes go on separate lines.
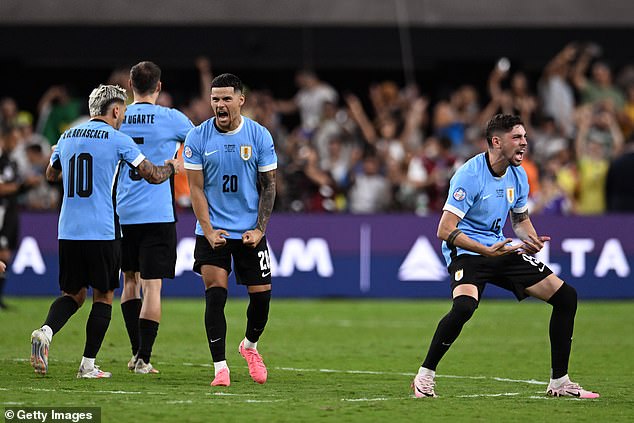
top-left (51, 119), bottom-right (145, 240)
top-left (183, 116), bottom-right (277, 239)
top-left (117, 103), bottom-right (193, 224)
top-left (441, 152), bottom-right (529, 266)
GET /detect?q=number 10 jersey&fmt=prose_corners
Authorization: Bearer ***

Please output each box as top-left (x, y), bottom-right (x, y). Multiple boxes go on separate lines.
top-left (51, 119), bottom-right (144, 240)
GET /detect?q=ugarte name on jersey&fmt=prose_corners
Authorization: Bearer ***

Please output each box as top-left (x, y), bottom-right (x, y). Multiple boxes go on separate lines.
top-left (62, 128), bottom-right (109, 139)
top-left (123, 114), bottom-right (156, 125)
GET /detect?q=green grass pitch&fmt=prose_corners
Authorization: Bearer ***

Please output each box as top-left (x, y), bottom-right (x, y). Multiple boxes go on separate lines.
top-left (1, 297), bottom-right (633, 422)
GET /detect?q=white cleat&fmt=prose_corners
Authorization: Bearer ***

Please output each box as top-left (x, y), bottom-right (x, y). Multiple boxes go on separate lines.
top-left (77, 364), bottom-right (112, 379)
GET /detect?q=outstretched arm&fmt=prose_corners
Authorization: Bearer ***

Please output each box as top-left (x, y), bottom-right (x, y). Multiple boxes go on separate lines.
top-left (437, 210), bottom-right (521, 257)
top-left (510, 210), bottom-right (550, 254)
top-left (135, 158), bottom-right (180, 184)
top-left (243, 169), bottom-right (276, 247)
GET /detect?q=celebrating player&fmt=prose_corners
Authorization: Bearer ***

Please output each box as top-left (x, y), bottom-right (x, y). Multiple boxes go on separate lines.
top-left (117, 61), bottom-right (194, 374)
top-left (184, 73), bottom-right (276, 387)
top-left (412, 114), bottom-right (599, 399)
top-left (30, 84), bottom-right (180, 378)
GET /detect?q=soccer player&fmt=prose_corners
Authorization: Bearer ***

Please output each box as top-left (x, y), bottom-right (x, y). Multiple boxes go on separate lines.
top-left (30, 84), bottom-right (180, 378)
top-left (184, 73), bottom-right (276, 387)
top-left (117, 61), bottom-right (194, 374)
top-left (412, 114), bottom-right (599, 399)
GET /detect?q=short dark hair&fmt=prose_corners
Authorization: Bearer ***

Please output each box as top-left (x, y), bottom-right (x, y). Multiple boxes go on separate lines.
top-left (485, 114), bottom-right (523, 147)
top-left (130, 61), bottom-right (161, 95)
top-left (211, 73), bottom-right (243, 93)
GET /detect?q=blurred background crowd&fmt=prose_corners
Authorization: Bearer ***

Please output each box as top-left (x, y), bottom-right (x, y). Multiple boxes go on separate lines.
top-left (2, 42), bottom-right (634, 216)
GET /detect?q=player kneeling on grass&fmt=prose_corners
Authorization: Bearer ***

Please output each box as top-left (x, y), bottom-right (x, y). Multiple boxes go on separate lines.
top-left (412, 114), bottom-right (599, 399)
top-left (30, 84), bottom-right (180, 379)
top-left (184, 73), bottom-right (277, 387)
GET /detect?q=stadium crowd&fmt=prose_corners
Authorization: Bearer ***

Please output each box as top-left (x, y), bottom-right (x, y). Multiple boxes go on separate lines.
top-left (2, 43), bottom-right (634, 216)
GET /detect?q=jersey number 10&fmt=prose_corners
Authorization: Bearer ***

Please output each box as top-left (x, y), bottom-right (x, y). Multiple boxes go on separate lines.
top-left (67, 153), bottom-right (93, 198)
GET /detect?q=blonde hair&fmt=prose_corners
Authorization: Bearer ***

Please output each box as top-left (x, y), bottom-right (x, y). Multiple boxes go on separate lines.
top-left (88, 84), bottom-right (127, 117)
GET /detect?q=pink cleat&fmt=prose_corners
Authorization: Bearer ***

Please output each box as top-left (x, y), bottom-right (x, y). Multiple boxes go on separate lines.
top-left (546, 379), bottom-right (600, 399)
top-left (239, 340), bottom-right (267, 384)
top-left (210, 368), bottom-right (230, 387)
top-left (412, 373), bottom-right (437, 398)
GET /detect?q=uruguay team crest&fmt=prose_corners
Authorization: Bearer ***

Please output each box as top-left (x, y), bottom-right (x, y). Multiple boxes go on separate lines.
top-left (455, 269), bottom-right (463, 281)
top-left (240, 145), bottom-right (252, 161)
top-left (506, 187), bottom-right (515, 204)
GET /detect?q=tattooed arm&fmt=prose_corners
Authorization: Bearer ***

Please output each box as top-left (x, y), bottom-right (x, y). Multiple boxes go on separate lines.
top-left (242, 169), bottom-right (276, 248)
top-left (136, 158), bottom-right (181, 184)
top-left (510, 210), bottom-right (550, 254)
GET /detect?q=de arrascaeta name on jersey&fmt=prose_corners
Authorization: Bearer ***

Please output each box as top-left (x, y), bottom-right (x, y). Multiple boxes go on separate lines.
top-left (62, 128), bottom-right (109, 139)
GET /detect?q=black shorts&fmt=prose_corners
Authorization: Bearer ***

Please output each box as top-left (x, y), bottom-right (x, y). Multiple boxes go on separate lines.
top-left (121, 223), bottom-right (177, 279)
top-left (448, 253), bottom-right (554, 301)
top-left (193, 235), bottom-right (272, 286)
top-left (59, 239), bottom-right (121, 294)
top-left (0, 208), bottom-right (19, 250)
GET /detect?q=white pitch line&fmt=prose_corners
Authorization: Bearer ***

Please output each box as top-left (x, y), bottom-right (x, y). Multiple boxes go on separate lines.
top-left (207, 392), bottom-right (253, 396)
top-left (23, 387), bottom-right (165, 395)
top-left (493, 377), bottom-right (547, 385)
top-left (274, 367), bottom-right (543, 385)
top-left (458, 392), bottom-right (520, 398)
top-left (342, 397), bottom-right (395, 402)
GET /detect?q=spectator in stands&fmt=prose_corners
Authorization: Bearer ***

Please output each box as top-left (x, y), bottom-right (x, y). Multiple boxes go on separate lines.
top-left (539, 44), bottom-right (578, 138)
top-left (605, 133), bottom-right (634, 212)
top-left (0, 126), bottom-right (40, 309)
top-left (0, 97), bottom-right (19, 130)
top-left (573, 106), bottom-right (622, 215)
top-left (275, 69), bottom-right (338, 137)
top-left (21, 144), bottom-right (59, 210)
top-left (530, 172), bottom-right (572, 216)
top-left (36, 85), bottom-right (83, 146)
top-left (348, 153), bottom-right (391, 213)
top-left (572, 44), bottom-right (625, 111)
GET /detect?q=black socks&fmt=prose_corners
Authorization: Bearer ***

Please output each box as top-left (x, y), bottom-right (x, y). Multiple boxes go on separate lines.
top-left (83, 302), bottom-right (112, 359)
top-left (205, 287), bottom-right (228, 362)
top-left (43, 295), bottom-right (80, 334)
top-left (121, 299), bottom-right (142, 356)
top-left (422, 295), bottom-right (478, 371)
top-left (245, 290), bottom-right (271, 343)
top-left (547, 283), bottom-right (577, 379)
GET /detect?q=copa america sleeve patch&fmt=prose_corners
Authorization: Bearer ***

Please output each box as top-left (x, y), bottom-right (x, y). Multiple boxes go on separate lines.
top-left (184, 146), bottom-right (193, 158)
top-left (453, 187), bottom-right (466, 201)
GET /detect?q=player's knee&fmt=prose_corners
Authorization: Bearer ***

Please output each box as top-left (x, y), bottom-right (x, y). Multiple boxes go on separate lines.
top-left (547, 282), bottom-right (577, 312)
top-left (248, 289), bottom-right (271, 304)
top-left (451, 295), bottom-right (478, 322)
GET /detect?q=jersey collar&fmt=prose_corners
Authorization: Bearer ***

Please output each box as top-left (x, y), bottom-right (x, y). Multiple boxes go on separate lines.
top-left (214, 116), bottom-right (244, 135)
top-left (485, 151), bottom-right (506, 178)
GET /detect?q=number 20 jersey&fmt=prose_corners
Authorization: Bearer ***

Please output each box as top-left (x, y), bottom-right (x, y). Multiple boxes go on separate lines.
top-left (51, 119), bottom-right (144, 240)
top-left (183, 116), bottom-right (277, 239)
top-left (441, 152), bottom-right (529, 266)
